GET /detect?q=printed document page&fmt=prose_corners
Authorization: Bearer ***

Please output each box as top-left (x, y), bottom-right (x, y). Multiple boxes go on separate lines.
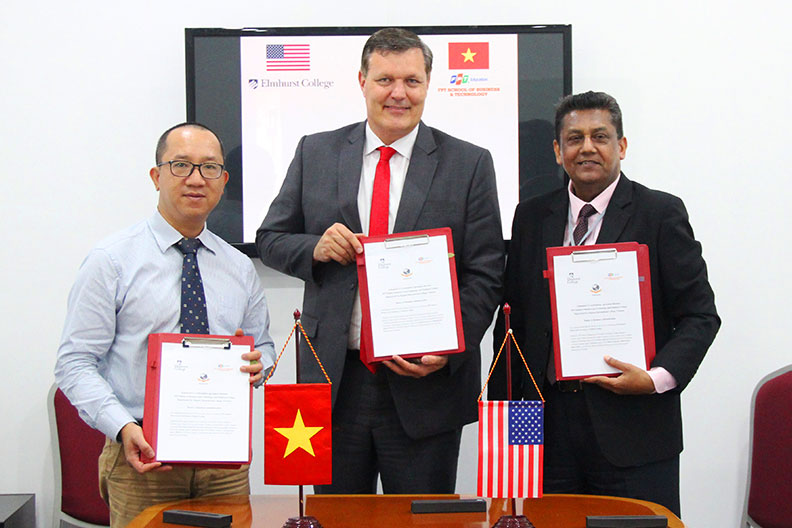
top-left (155, 342), bottom-right (250, 462)
top-left (553, 250), bottom-right (647, 377)
top-left (363, 234), bottom-right (459, 358)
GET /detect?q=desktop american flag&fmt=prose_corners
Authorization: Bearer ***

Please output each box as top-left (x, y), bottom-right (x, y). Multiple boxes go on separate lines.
top-left (266, 44), bottom-right (310, 71)
top-left (477, 399), bottom-right (543, 498)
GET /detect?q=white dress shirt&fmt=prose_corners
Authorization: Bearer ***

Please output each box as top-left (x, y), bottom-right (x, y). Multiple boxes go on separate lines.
top-left (347, 123), bottom-right (420, 350)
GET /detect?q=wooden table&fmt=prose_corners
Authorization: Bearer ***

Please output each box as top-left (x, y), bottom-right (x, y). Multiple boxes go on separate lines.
top-left (129, 494), bottom-right (683, 528)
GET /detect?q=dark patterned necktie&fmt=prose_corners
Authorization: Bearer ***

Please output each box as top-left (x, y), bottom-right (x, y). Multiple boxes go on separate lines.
top-left (573, 204), bottom-right (598, 245)
top-left (175, 238), bottom-right (209, 334)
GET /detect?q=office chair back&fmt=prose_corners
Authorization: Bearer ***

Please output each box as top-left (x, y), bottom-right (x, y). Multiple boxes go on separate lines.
top-left (743, 365), bottom-right (792, 528)
top-left (49, 384), bottom-right (110, 528)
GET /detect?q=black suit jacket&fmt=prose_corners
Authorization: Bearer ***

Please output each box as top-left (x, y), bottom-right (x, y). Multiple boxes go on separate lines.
top-left (489, 174), bottom-right (719, 467)
top-left (257, 121), bottom-right (504, 439)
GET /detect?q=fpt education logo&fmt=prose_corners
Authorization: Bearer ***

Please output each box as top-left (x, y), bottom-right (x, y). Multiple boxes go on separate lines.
top-left (450, 73), bottom-right (469, 85)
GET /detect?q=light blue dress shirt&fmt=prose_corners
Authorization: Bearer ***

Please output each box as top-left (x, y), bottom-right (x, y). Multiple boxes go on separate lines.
top-left (55, 212), bottom-right (276, 439)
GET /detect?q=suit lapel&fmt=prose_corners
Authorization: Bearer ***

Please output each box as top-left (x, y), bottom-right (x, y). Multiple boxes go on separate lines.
top-left (596, 174), bottom-right (633, 244)
top-left (542, 190), bottom-right (568, 249)
top-left (338, 123), bottom-right (365, 233)
top-left (394, 123), bottom-right (437, 233)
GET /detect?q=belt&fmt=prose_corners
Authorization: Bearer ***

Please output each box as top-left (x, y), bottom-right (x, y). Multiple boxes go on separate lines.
top-left (555, 379), bottom-right (583, 393)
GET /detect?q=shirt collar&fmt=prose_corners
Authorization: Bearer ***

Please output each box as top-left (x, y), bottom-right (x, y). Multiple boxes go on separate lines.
top-left (567, 173), bottom-right (621, 221)
top-left (148, 210), bottom-right (217, 255)
top-left (364, 122), bottom-right (420, 160)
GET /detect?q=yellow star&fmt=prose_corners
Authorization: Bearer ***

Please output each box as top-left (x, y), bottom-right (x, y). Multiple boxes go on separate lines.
top-left (461, 48), bottom-right (477, 63)
top-left (274, 409), bottom-right (323, 458)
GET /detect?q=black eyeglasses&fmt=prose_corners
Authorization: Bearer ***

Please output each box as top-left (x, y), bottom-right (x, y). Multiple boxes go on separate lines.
top-left (157, 160), bottom-right (225, 180)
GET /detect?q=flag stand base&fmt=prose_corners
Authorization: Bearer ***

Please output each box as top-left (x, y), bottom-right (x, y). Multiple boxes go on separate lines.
top-left (492, 515), bottom-right (535, 528)
top-left (282, 516), bottom-right (323, 528)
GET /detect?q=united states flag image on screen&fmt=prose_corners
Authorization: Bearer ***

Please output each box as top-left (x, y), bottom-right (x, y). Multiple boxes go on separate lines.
top-left (266, 44), bottom-right (310, 71)
top-left (477, 399), bottom-right (543, 498)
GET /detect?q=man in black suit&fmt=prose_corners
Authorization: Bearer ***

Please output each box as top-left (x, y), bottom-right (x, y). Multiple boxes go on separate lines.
top-left (257, 28), bottom-right (504, 494)
top-left (489, 91), bottom-right (719, 515)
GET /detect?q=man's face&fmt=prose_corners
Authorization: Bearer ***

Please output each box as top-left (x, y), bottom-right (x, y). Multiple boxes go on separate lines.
top-left (149, 126), bottom-right (228, 237)
top-left (553, 109), bottom-right (627, 202)
top-left (359, 48), bottom-right (429, 145)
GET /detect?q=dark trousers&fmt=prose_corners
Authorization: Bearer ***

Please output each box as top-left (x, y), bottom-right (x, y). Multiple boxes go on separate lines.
top-left (543, 384), bottom-right (681, 516)
top-left (314, 353), bottom-right (462, 494)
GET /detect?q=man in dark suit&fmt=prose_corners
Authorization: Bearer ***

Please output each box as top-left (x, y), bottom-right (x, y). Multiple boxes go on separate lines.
top-left (489, 91), bottom-right (719, 515)
top-left (257, 28), bottom-right (504, 494)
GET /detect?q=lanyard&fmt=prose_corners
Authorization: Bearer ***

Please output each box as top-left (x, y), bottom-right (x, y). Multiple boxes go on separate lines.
top-left (566, 206), bottom-right (604, 246)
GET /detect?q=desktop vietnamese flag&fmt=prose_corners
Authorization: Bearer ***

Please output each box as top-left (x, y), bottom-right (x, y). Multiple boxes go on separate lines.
top-left (448, 42), bottom-right (490, 69)
top-left (264, 383), bottom-right (332, 485)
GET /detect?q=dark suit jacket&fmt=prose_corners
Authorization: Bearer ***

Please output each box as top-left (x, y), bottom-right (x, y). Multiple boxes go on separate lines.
top-left (257, 121), bottom-right (504, 439)
top-left (488, 174), bottom-right (719, 467)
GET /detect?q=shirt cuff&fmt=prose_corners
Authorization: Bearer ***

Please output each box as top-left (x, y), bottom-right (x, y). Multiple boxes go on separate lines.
top-left (97, 405), bottom-right (138, 442)
top-left (648, 367), bottom-right (678, 394)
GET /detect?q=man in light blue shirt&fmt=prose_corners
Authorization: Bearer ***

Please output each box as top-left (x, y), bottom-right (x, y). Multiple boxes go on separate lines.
top-left (55, 122), bottom-right (276, 528)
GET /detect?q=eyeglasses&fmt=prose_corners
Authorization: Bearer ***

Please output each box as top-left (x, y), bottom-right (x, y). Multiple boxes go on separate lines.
top-left (157, 160), bottom-right (225, 180)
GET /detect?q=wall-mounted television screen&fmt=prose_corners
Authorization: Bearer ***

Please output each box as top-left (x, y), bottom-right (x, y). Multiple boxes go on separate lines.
top-left (186, 25), bottom-right (571, 255)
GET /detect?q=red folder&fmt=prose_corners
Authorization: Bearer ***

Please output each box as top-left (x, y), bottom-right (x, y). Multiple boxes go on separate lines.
top-left (356, 227), bottom-right (465, 363)
top-left (543, 243), bottom-right (656, 380)
top-left (142, 333), bottom-right (254, 466)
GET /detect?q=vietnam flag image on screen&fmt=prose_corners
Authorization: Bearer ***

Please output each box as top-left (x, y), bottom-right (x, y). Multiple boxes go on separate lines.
top-left (448, 42), bottom-right (490, 70)
top-left (264, 383), bottom-right (332, 485)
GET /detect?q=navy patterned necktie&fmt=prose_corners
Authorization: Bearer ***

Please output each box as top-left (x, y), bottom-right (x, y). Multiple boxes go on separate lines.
top-left (175, 238), bottom-right (209, 334)
top-left (573, 204), bottom-right (598, 245)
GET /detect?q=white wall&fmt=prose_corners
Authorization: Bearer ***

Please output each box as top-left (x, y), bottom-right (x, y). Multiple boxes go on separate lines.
top-left (1, 1), bottom-right (788, 527)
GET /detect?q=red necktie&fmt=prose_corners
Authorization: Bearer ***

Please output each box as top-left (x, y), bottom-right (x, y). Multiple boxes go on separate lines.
top-left (369, 147), bottom-right (397, 236)
top-left (361, 146), bottom-right (397, 372)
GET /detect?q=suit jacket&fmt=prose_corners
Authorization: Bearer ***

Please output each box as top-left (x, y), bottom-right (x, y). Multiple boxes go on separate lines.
top-left (488, 174), bottom-right (720, 467)
top-left (257, 121), bottom-right (505, 439)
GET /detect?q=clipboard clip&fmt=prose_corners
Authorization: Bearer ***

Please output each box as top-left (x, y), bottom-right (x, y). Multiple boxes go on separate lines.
top-left (571, 248), bottom-right (618, 263)
top-left (383, 234), bottom-right (430, 249)
top-left (181, 337), bottom-right (232, 349)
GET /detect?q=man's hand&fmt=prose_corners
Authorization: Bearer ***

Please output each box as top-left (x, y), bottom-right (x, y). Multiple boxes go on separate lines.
top-left (383, 354), bottom-right (449, 378)
top-left (235, 328), bottom-right (264, 384)
top-left (583, 355), bottom-right (656, 395)
top-left (312, 223), bottom-right (363, 265)
top-left (119, 422), bottom-right (171, 474)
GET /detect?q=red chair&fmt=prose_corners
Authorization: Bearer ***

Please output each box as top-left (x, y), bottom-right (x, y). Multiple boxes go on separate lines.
top-left (742, 365), bottom-right (792, 528)
top-left (49, 384), bottom-right (110, 528)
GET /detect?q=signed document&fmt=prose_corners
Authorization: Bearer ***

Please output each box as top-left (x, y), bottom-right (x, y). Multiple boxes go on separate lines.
top-left (547, 244), bottom-right (655, 379)
top-left (357, 229), bottom-right (464, 362)
top-left (144, 334), bottom-right (252, 464)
